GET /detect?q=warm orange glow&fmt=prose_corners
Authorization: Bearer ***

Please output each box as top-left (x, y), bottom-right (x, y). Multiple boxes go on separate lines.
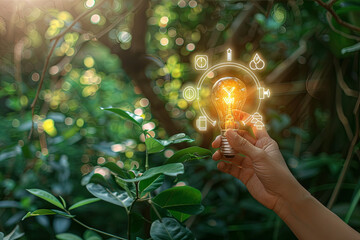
top-left (211, 77), bottom-right (247, 130)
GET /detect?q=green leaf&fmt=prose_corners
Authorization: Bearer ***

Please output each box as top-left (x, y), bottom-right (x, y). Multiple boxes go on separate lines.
top-left (159, 133), bottom-right (194, 146)
top-left (345, 187), bottom-right (360, 223)
top-left (102, 107), bottom-right (143, 127)
top-left (26, 189), bottom-right (64, 209)
top-left (86, 183), bottom-right (134, 208)
top-left (101, 162), bottom-right (131, 179)
top-left (165, 147), bottom-right (211, 164)
top-left (118, 163), bottom-right (184, 183)
top-left (115, 176), bottom-right (136, 198)
top-left (152, 186), bottom-right (204, 215)
top-left (139, 174), bottom-right (165, 197)
top-left (59, 196), bottom-right (66, 209)
top-left (169, 210), bottom-right (191, 222)
top-left (150, 218), bottom-right (194, 240)
top-left (22, 209), bottom-right (56, 220)
top-left (68, 198), bottom-right (101, 211)
top-left (3, 225), bottom-right (24, 240)
top-left (56, 233), bottom-right (83, 240)
top-left (51, 209), bottom-right (76, 218)
top-left (130, 212), bottom-right (144, 234)
top-left (145, 138), bottom-right (165, 154)
top-left (83, 230), bottom-right (102, 240)
top-left (81, 171), bottom-right (109, 187)
top-left (22, 209), bottom-right (75, 220)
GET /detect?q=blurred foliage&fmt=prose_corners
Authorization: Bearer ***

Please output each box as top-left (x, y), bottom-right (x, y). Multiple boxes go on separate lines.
top-left (0, 0), bottom-right (360, 239)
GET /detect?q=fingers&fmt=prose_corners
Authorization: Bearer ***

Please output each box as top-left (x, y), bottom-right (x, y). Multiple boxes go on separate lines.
top-left (226, 129), bottom-right (263, 159)
top-left (252, 127), bottom-right (270, 140)
top-left (217, 161), bottom-right (241, 179)
top-left (237, 130), bottom-right (256, 145)
top-left (212, 150), bottom-right (222, 160)
top-left (212, 150), bottom-right (245, 165)
top-left (212, 135), bottom-right (221, 148)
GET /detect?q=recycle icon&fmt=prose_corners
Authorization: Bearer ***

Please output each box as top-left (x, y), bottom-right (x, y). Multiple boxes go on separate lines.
top-left (249, 53), bottom-right (265, 70)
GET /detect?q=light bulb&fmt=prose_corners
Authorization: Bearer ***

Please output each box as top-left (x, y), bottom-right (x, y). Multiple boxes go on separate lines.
top-left (211, 77), bottom-right (247, 158)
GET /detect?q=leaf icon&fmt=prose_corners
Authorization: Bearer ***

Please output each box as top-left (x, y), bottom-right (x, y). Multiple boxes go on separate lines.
top-left (254, 54), bottom-right (260, 63)
top-left (249, 53), bottom-right (265, 71)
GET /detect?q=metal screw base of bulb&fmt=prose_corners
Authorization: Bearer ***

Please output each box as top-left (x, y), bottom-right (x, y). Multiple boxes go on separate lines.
top-left (221, 130), bottom-right (236, 158)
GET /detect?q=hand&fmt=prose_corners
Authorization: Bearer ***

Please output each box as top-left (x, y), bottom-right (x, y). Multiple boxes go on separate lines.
top-left (212, 126), bottom-right (301, 213)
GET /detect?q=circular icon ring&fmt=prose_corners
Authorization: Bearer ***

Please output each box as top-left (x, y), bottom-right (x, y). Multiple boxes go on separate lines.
top-left (183, 86), bottom-right (197, 101)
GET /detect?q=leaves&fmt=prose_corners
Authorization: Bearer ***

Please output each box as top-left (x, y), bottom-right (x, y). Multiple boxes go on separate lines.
top-left (22, 209), bottom-right (74, 220)
top-left (115, 176), bottom-right (136, 198)
top-left (139, 174), bottom-right (165, 197)
top-left (26, 189), bottom-right (64, 209)
top-left (101, 162), bottom-right (130, 178)
top-left (56, 233), bottom-right (83, 240)
top-left (152, 186), bottom-right (204, 215)
top-left (169, 211), bottom-right (191, 222)
top-left (3, 225), bottom-right (24, 240)
top-left (86, 183), bottom-right (134, 208)
top-left (165, 146), bottom-right (211, 164)
top-left (145, 134), bottom-right (194, 154)
top-left (159, 133), bottom-right (195, 146)
top-left (150, 218), bottom-right (195, 240)
top-left (118, 163), bottom-right (184, 183)
top-left (345, 187), bottom-right (360, 223)
top-left (145, 138), bottom-right (165, 154)
top-left (102, 107), bottom-right (143, 127)
top-left (68, 198), bottom-right (101, 211)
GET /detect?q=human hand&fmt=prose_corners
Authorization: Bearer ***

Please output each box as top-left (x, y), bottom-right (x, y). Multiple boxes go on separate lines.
top-left (212, 121), bottom-right (302, 213)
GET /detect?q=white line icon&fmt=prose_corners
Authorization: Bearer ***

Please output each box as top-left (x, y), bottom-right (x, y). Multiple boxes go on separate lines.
top-left (258, 87), bottom-right (270, 99)
top-left (195, 55), bottom-right (208, 70)
top-left (249, 53), bottom-right (265, 71)
top-left (227, 48), bottom-right (232, 61)
top-left (196, 116), bottom-right (207, 131)
top-left (183, 86), bottom-right (197, 101)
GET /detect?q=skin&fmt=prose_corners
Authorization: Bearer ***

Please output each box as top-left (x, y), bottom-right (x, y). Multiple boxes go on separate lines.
top-left (212, 125), bottom-right (360, 240)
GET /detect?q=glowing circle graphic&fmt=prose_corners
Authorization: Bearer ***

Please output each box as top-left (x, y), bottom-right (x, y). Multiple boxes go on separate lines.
top-left (196, 62), bottom-right (262, 126)
top-left (183, 86), bottom-right (197, 101)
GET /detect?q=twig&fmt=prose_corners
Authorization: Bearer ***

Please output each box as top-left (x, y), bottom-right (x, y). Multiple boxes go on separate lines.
top-left (326, 13), bottom-right (360, 41)
top-left (28, 37), bottom-right (60, 139)
top-left (72, 217), bottom-right (127, 240)
top-left (327, 90), bottom-right (360, 209)
top-left (50, 0), bottom-right (108, 41)
top-left (336, 84), bottom-right (353, 140)
top-left (28, 0), bottom-right (108, 139)
top-left (314, 0), bottom-right (360, 32)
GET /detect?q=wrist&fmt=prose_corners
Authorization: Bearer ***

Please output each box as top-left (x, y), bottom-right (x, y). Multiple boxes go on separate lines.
top-left (273, 178), bottom-right (312, 221)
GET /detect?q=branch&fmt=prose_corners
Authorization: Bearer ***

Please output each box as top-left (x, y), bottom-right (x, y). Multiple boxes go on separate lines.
top-left (326, 13), bottom-right (360, 41)
top-left (50, 0), bottom-right (108, 41)
top-left (314, 0), bottom-right (360, 32)
top-left (28, 37), bottom-right (60, 139)
top-left (72, 218), bottom-right (127, 240)
top-left (327, 88), bottom-right (360, 209)
top-left (28, 0), bottom-right (108, 139)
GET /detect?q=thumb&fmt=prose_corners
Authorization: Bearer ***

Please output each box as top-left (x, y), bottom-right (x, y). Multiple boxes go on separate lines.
top-left (225, 130), bottom-right (263, 159)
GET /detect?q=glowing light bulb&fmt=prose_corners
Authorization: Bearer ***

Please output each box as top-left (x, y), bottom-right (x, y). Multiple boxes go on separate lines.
top-left (211, 77), bottom-right (247, 158)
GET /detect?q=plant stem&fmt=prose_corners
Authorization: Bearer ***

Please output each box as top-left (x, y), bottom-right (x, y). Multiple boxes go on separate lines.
top-left (145, 148), bottom-right (149, 170)
top-left (71, 217), bottom-right (127, 240)
top-left (144, 131), bottom-right (149, 170)
top-left (128, 183), bottom-right (139, 240)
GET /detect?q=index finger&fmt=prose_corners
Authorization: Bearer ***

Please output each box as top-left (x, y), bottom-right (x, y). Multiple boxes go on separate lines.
top-left (234, 110), bottom-right (270, 140)
top-left (212, 135), bottom-right (221, 148)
